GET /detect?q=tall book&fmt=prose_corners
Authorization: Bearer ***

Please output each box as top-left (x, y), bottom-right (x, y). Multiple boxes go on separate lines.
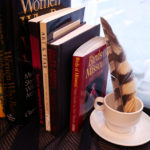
top-left (40, 6), bottom-right (85, 131)
top-left (3, 0), bottom-right (70, 123)
top-left (47, 24), bottom-right (100, 134)
top-left (29, 7), bottom-right (84, 125)
top-left (70, 36), bottom-right (109, 133)
top-left (0, 1), bottom-right (5, 118)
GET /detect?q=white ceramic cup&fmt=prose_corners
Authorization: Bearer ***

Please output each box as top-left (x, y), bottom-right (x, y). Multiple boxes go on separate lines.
top-left (94, 93), bottom-right (144, 134)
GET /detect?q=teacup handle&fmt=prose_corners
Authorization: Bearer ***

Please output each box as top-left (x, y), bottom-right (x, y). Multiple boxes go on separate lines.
top-left (94, 97), bottom-right (104, 111)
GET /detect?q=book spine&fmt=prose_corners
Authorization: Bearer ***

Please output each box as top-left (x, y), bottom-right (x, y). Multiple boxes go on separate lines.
top-left (70, 56), bottom-right (83, 132)
top-left (30, 25), bottom-right (45, 125)
top-left (47, 46), bottom-right (57, 133)
top-left (40, 23), bottom-right (51, 131)
top-left (0, 8), bottom-right (5, 117)
top-left (2, 0), bottom-right (17, 122)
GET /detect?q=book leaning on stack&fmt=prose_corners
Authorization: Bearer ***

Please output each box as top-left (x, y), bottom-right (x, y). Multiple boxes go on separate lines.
top-left (70, 36), bottom-right (108, 133)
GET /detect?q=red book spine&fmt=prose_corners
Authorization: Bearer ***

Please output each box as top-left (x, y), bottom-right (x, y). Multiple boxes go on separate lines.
top-left (30, 34), bottom-right (44, 124)
top-left (30, 34), bottom-right (41, 69)
top-left (70, 56), bottom-right (83, 132)
top-left (48, 47), bottom-right (57, 133)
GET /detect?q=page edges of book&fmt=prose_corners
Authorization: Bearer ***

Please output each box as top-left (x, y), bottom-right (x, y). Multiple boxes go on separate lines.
top-left (52, 19), bottom-right (81, 40)
top-left (51, 24), bottom-right (95, 46)
top-left (41, 6), bottom-right (84, 23)
top-left (28, 7), bottom-right (71, 23)
top-left (73, 36), bottom-right (105, 57)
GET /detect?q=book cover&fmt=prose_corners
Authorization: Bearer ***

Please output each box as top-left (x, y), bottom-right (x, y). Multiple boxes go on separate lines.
top-left (3, 0), bottom-right (70, 123)
top-left (47, 24), bottom-right (100, 134)
top-left (40, 7), bottom-right (85, 131)
top-left (70, 36), bottom-right (109, 133)
top-left (28, 7), bottom-right (82, 125)
top-left (0, 1), bottom-right (5, 118)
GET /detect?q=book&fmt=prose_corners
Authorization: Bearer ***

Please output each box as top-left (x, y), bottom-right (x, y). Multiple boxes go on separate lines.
top-left (40, 6), bottom-right (85, 131)
top-left (29, 8), bottom-right (71, 125)
top-left (47, 23), bottom-right (100, 134)
top-left (28, 7), bottom-right (82, 125)
top-left (3, 0), bottom-right (70, 123)
top-left (70, 36), bottom-right (109, 133)
top-left (48, 19), bottom-right (81, 40)
top-left (0, 1), bottom-right (5, 118)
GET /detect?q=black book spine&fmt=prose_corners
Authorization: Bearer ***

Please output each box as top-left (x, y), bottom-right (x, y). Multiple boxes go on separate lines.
top-left (3, 0), bottom-right (17, 122)
top-left (29, 22), bottom-right (45, 125)
top-left (0, 1), bottom-right (6, 118)
top-left (47, 45), bottom-right (58, 133)
top-left (47, 44), bottom-right (65, 135)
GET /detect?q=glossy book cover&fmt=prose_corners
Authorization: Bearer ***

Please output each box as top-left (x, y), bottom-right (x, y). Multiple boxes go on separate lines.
top-left (70, 44), bottom-right (108, 132)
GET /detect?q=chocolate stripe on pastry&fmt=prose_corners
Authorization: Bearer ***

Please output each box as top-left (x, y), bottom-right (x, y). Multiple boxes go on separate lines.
top-left (111, 70), bottom-right (118, 79)
top-left (108, 51), bottom-right (126, 63)
top-left (111, 75), bottom-right (116, 81)
top-left (114, 88), bottom-right (121, 100)
top-left (118, 71), bottom-right (134, 84)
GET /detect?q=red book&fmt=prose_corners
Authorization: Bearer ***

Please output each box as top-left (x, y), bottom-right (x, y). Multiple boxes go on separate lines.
top-left (70, 36), bottom-right (109, 132)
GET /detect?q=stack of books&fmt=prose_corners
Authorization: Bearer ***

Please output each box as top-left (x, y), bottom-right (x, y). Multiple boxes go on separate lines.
top-left (0, 0), bottom-right (108, 135)
top-left (0, 0), bottom-right (70, 123)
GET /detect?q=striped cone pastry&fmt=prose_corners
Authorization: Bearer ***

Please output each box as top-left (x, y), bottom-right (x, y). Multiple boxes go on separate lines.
top-left (100, 17), bottom-right (136, 112)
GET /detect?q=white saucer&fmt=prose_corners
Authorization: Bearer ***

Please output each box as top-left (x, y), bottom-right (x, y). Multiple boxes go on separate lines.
top-left (90, 109), bottom-right (150, 146)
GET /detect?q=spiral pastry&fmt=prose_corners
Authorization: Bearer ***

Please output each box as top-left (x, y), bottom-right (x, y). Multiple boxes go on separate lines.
top-left (101, 17), bottom-right (136, 112)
